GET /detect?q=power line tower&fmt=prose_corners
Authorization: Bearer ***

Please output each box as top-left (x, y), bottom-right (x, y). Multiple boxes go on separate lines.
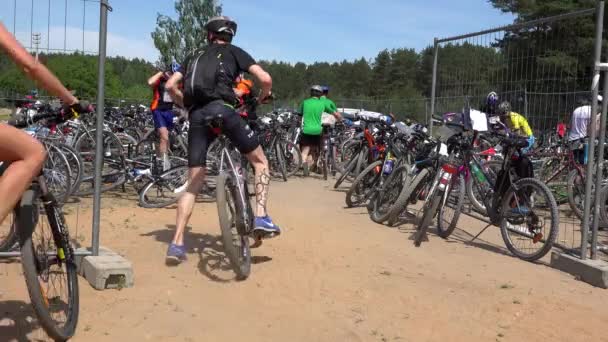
top-left (32, 33), bottom-right (41, 62)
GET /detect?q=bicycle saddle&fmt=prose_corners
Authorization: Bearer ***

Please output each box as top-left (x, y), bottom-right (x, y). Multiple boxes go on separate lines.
top-left (203, 113), bottom-right (226, 127)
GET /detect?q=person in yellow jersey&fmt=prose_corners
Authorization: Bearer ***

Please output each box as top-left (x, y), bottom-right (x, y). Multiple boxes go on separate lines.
top-left (498, 101), bottom-right (535, 152)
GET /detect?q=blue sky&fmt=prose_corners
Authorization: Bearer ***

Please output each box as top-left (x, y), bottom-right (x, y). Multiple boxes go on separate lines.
top-left (1, 0), bottom-right (515, 63)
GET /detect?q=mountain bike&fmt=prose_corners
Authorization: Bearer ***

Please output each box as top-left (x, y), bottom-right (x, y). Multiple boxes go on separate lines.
top-left (4, 115), bottom-right (79, 340)
top-left (211, 114), bottom-right (268, 280)
top-left (419, 130), bottom-right (559, 261)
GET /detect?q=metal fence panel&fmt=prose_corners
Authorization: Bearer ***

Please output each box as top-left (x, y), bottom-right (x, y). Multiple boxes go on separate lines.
top-left (430, 4), bottom-right (607, 260)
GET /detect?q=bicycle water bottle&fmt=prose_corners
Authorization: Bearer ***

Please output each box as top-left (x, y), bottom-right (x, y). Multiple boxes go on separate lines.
top-left (383, 152), bottom-right (394, 175)
top-left (470, 161), bottom-right (486, 183)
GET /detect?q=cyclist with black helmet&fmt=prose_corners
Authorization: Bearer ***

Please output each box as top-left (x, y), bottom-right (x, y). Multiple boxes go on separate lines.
top-left (0, 22), bottom-right (90, 225)
top-left (299, 85), bottom-right (342, 177)
top-left (163, 16), bottom-right (279, 264)
top-left (482, 91), bottom-right (500, 116)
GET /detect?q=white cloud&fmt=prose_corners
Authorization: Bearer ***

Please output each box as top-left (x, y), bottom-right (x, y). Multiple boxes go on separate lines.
top-left (15, 26), bottom-right (158, 62)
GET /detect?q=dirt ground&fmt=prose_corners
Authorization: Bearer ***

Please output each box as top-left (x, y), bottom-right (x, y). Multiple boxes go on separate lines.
top-left (1, 177), bottom-right (608, 341)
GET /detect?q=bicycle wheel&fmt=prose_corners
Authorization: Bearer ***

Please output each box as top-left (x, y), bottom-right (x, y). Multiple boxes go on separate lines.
top-left (56, 144), bottom-right (84, 198)
top-left (74, 130), bottom-right (127, 196)
top-left (0, 211), bottom-right (18, 252)
top-left (321, 150), bottom-right (329, 181)
top-left (567, 169), bottom-right (585, 220)
top-left (115, 132), bottom-right (139, 159)
top-left (281, 140), bottom-right (303, 178)
top-left (334, 154), bottom-right (358, 189)
top-left (216, 173), bottom-right (251, 280)
top-left (369, 164), bottom-right (409, 224)
top-left (387, 168), bottom-right (431, 226)
top-left (599, 184), bottom-right (608, 226)
top-left (466, 160), bottom-right (502, 214)
top-left (17, 190), bottom-right (79, 340)
top-left (139, 166), bottom-right (189, 209)
top-left (436, 173), bottom-right (466, 239)
top-left (345, 161), bottom-right (383, 208)
top-left (499, 178), bottom-right (559, 261)
top-left (43, 143), bottom-right (72, 204)
top-left (275, 142), bottom-right (288, 182)
top-left (414, 190), bottom-right (443, 247)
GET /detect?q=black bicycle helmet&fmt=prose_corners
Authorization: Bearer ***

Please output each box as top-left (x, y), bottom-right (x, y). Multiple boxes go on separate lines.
top-left (205, 16), bottom-right (238, 36)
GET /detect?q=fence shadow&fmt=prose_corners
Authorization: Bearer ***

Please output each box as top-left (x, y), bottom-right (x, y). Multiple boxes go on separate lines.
top-left (0, 300), bottom-right (44, 342)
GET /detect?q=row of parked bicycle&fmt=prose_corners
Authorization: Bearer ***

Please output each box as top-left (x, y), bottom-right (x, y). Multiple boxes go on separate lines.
top-left (327, 111), bottom-right (608, 262)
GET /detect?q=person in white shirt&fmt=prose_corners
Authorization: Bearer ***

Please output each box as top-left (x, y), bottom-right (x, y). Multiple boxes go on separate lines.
top-left (569, 96), bottom-right (602, 163)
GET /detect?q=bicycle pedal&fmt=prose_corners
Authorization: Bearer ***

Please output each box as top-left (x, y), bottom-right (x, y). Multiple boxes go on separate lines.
top-left (532, 233), bottom-right (543, 244)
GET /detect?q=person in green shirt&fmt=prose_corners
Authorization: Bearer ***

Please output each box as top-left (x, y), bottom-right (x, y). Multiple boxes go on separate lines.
top-left (299, 85), bottom-right (342, 176)
top-left (320, 85), bottom-right (337, 113)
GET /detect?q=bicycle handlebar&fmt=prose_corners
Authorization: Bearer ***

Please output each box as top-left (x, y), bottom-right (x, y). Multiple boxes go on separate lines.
top-left (8, 112), bottom-right (59, 128)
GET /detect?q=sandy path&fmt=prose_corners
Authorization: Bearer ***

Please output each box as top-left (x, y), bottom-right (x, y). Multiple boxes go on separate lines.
top-left (1, 177), bottom-right (607, 341)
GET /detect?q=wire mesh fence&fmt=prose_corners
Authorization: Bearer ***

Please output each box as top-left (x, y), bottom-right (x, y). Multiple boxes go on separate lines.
top-left (0, 0), bottom-right (109, 257)
top-left (430, 5), bottom-right (607, 261)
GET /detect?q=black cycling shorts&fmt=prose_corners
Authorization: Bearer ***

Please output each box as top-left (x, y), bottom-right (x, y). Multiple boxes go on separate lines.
top-left (188, 101), bottom-right (259, 167)
top-left (300, 133), bottom-right (321, 147)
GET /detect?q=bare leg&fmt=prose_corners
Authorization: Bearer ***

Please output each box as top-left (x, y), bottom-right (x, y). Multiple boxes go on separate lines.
top-left (0, 125), bottom-right (46, 225)
top-left (158, 127), bottom-right (170, 170)
top-left (173, 166), bottom-right (205, 246)
top-left (300, 145), bottom-right (311, 167)
top-left (245, 147), bottom-right (270, 217)
top-left (158, 127), bottom-right (170, 155)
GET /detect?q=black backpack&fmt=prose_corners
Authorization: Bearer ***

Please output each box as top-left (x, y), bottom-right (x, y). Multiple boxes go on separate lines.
top-left (183, 44), bottom-right (236, 108)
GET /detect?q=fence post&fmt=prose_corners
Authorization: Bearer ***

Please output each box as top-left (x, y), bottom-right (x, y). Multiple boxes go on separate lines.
top-left (92, 0), bottom-right (111, 257)
top-left (430, 38), bottom-right (439, 136)
top-left (580, 0), bottom-right (604, 260)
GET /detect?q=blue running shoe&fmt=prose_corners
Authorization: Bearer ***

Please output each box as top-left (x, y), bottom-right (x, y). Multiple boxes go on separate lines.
top-left (166, 243), bottom-right (187, 265)
top-left (511, 206), bottom-right (531, 215)
top-left (253, 216), bottom-right (281, 238)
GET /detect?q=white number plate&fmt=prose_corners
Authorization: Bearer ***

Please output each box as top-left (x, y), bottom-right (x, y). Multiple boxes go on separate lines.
top-left (439, 143), bottom-right (449, 156)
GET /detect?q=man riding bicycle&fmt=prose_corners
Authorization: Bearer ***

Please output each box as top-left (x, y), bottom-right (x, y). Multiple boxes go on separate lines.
top-left (163, 16), bottom-right (279, 264)
top-left (0, 22), bottom-right (89, 226)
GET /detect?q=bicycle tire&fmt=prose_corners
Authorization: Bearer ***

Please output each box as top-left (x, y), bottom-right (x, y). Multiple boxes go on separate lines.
top-left (280, 140), bottom-right (303, 177)
top-left (18, 189), bottom-right (79, 341)
top-left (334, 153), bottom-right (358, 189)
top-left (566, 169), bottom-right (585, 220)
top-left (499, 177), bottom-right (559, 261)
top-left (74, 130), bottom-right (127, 196)
top-left (322, 150), bottom-right (329, 181)
top-left (0, 213), bottom-right (18, 252)
top-left (387, 168), bottom-right (431, 226)
top-left (276, 142), bottom-right (288, 182)
top-left (56, 144), bottom-right (84, 198)
top-left (436, 174), bottom-right (466, 239)
top-left (216, 173), bottom-right (251, 280)
top-left (369, 164), bottom-right (409, 224)
top-left (414, 190), bottom-right (443, 247)
top-left (465, 160), bottom-right (502, 214)
top-left (43, 143), bottom-right (72, 204)
top-left (138, 166), bottom-right (190, 209)
top-left (599, 184), bottom-right (608, 226)
top-left (345, 161), bottom-right (383, 208)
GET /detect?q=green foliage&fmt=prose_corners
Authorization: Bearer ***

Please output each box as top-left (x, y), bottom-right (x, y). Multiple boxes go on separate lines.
top-left (151, 0), bottom-right (222, 67)
top-left (0, 52), bottom-right (155, 103)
